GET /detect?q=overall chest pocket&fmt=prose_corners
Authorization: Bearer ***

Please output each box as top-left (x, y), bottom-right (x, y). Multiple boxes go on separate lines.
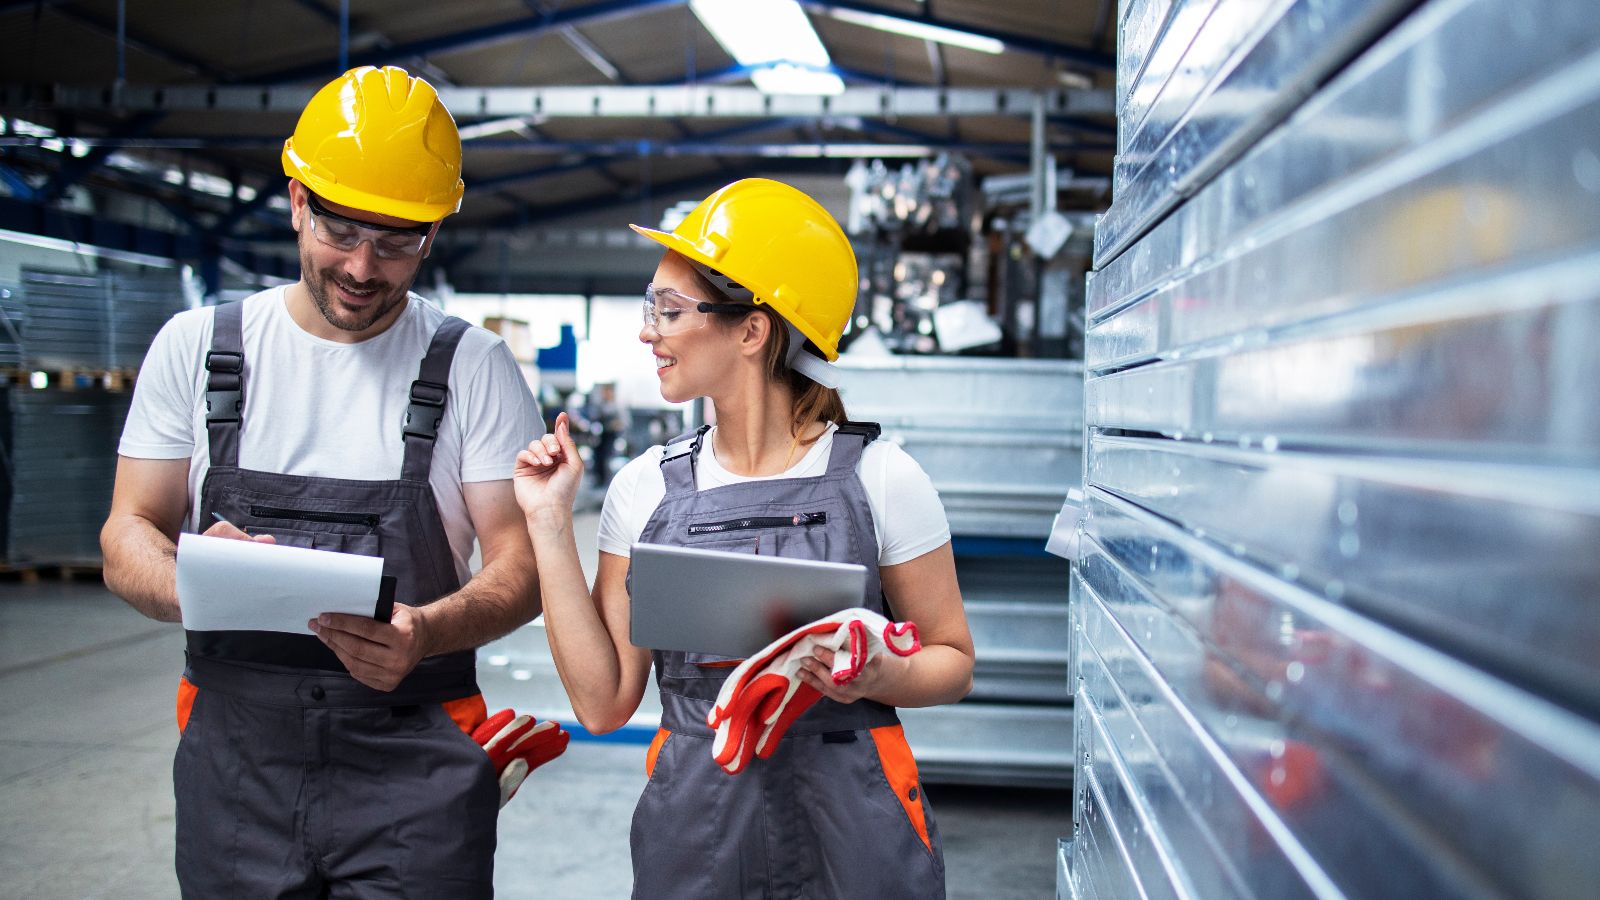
top-left (245, 504), bottom-right (383, 557)
top-left (681, 509), bottom-right (832, 559)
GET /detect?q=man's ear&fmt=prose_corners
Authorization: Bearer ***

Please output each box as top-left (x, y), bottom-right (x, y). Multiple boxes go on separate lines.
top-left (287, 179), bottom-right (306, 233)
top-left (420, 221), bottom-right (442, 260)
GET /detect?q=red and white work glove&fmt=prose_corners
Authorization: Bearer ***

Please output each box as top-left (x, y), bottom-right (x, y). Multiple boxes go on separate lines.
top-left (706, 608), bottom-right (921, 775)
top-left (471, 709), bottom-right (571, 807)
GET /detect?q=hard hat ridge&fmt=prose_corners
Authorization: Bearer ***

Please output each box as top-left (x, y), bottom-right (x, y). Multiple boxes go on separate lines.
top-left (282, 65), bottom-right (465, 223)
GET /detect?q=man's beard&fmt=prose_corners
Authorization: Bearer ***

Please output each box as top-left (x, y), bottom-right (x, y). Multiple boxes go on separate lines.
top-left (301, 243), bottom-right (416, 333)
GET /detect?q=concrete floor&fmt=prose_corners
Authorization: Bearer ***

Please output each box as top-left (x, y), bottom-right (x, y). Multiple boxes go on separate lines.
top-left (0, 507), bottom-right (1069, 898)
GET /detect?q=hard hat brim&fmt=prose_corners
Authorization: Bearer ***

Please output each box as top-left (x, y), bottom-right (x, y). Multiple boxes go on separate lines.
top-left (282, 142), bottom-right (463, 224)
top-left (628, 223), bottom-right (841, 362)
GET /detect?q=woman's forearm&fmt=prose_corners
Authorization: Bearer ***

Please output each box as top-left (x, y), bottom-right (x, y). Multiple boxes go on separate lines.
top-left (872, 643), bottom-right (974, 709)
top-left (524, 510), bottom-right (639, 732)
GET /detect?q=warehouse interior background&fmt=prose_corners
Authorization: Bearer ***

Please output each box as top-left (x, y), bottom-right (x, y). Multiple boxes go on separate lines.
top-left (1, 0), bottom-right (1597, 897)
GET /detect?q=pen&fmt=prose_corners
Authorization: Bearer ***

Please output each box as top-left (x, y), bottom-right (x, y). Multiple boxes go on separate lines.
top-left (211, 512), bottom-right (245, 533)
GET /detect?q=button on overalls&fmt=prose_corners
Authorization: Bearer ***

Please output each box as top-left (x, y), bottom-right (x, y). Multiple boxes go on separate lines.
top-left (172, 300), bottom-right (499, 899)
top-left (628, 423), bottom-right (946, 899)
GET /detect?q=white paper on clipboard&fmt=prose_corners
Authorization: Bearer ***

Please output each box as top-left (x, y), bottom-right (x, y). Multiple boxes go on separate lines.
top-left (176, 533), bottom-right (385, 634)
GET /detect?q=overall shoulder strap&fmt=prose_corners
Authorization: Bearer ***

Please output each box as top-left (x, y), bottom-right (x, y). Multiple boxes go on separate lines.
top-left (204, 300), bottom-right (246, 468)
top-left (825, 420), bottom-right (881, 477)
top-left (400, 316), bottom-right (472, 482)
top-left (658, 425), bottom-right (709, 495)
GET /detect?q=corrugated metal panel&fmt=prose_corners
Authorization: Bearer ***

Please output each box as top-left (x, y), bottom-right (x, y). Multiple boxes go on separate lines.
top-left (1066, 0), bottom-right (1600, 896)
top-left (1, 386), bottom-right (130, 565)
top-left (1098, 0), bottom-right (1422, 267)
top-left (0, 284), bottom-right (23, 369)
top-left (16, 269), bottom-right (184, 371)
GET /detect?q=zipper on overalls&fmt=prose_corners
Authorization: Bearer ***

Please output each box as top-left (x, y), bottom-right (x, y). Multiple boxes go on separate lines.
top-left (685, 512), bottom-right (827, 534)
top-left (248, 504), bottom-right (380, 529)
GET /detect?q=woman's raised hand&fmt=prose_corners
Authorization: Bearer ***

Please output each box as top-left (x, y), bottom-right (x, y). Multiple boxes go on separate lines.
top-left (514, 411), bottom-right (586, 520)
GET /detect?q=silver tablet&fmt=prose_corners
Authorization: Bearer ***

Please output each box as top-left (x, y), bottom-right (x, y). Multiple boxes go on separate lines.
top-left (629, 542), bottom-right (868, 657)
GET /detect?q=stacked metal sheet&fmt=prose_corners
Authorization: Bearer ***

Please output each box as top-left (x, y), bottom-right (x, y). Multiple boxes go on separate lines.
top-left (1063, 0), bottom-right (1600, 896)
top-left (0, 284), bottom-right (23, 370)
top-left (14, 269), bottom-right (184, 372)
top-left (837, 356), bottom-right (1083, 786)
top-left (105, 273), bottom-right (187, 370)
top-left (837, 357), bottom-right (1084, 539)
top-left (0, 386), bottom-right (130, 565)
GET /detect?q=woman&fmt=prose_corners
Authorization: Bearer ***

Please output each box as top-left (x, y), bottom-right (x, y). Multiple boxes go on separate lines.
top-left (513, 178), bottom-right (974, 898)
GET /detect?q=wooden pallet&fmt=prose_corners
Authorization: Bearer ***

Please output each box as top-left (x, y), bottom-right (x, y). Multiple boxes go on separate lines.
top-left (0, 368), bottom-right (138, 391)
top-left (0, 563), bottom-right (105, 584)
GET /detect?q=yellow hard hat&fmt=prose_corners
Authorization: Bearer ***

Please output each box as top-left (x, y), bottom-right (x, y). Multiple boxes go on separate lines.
top-left (282, 66), bottom-right (464, 223)
top-left (630, 178), bottom-right (857, 363)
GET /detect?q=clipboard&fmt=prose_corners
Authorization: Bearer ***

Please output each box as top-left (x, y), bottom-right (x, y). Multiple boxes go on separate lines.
top-left (177, 533), bottom-right (394, 634)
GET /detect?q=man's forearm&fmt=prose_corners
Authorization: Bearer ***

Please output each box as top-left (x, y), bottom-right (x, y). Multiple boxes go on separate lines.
top-left (100, 514), bottom-right (182, 622)
top-left (416, 554), bottom-right (540, 657)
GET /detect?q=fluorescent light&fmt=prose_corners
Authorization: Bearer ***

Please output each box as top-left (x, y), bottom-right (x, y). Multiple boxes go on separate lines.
top-left (692, 0), bottom-right (844, 95)
top-left (826, 9), bottom-right (1005, 54)
top-left (822, 144), bottom-right (931, 158)
top-left (691, 0), bottom-right (830, 67)
top-left (751, 64), bottom-right (845, 96)
top-left (457, 116), bottom-right (540, 141)
top-left (744, 143), bottom-right (932, 159)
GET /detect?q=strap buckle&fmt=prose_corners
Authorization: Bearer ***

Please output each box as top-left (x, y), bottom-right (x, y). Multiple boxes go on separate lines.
top-left (204, 350), bottom-right (243, 375)
top-left (403, 379), bottom-right (449, 441)
top-left (836, 420), bottom-right (882, 443)
top-left (205, 389), bottom-right (242, 423)
top-left (660, 425), bottom-right (710, 464)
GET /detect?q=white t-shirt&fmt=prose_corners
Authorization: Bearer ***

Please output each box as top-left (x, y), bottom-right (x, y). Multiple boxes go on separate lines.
top-left (118, 286), bottom-right (541, 582)
top-left (597, 423), bottom-right (950, 567)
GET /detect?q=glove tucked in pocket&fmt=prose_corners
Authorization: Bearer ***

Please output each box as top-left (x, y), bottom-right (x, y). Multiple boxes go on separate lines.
top-left (471, 709), bottom-right (572, 807)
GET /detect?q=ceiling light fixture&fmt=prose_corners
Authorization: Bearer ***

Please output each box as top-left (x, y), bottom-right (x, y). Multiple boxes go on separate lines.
top-left (457, 116), bottom-right (542, 141)
top-left (690, 0), bottom-right (845, 95)
top-left (751, 63), bottom-right (846, 97)
top-left (823, 9), bottom-right (1005, 55)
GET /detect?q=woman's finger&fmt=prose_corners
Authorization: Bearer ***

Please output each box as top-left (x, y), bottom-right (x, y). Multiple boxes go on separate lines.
top-left (556, 413), bottom-right (582, 459)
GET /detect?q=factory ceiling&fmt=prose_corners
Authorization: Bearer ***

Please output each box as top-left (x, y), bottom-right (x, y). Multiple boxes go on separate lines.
top-left (0, 0), bottom-right (1116, 292)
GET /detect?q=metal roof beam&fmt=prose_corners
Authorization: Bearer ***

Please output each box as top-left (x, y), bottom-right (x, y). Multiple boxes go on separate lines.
top-left (34, 111), bottom-right (163, 202)
top-left (15, 83), bottom-right (1114, 118)
top-left (480, 161), bottom-right (852, 231)
top-left (254, 0), bottom-right (1112, 85)
top-left (3, 132), bottom-right (1108, 161)
top-left (0, 162), bottom-right (38, 200)
top-left (524, 0), bottom-right (624, 82)
top-left (31, 2), bottom-right (233, 81)
top-left (258, 0), bottom-right (686, 84)
top-left (471, 119), bottom-right (809, 192)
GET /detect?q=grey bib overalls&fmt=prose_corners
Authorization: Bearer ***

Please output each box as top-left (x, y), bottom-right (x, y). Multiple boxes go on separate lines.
top-left (628, 423), bottom-right (946, 899)
top-left (173, 300), bottom-right (499, 899)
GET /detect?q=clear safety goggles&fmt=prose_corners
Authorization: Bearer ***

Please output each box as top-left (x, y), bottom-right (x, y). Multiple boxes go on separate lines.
top-left (641, 284), bottom-right (748, 335)
top-left (305, 192), bottom-right (433, 260)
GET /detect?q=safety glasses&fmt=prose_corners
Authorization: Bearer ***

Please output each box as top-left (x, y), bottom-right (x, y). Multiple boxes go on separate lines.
top-left (305, 192), bottom-right (433, 260)
top-left (642, 284), bottom-right (749, 335)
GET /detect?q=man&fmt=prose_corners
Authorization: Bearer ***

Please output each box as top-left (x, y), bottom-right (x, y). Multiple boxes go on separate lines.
top-left (100, 66), bottom-right (541, 898)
